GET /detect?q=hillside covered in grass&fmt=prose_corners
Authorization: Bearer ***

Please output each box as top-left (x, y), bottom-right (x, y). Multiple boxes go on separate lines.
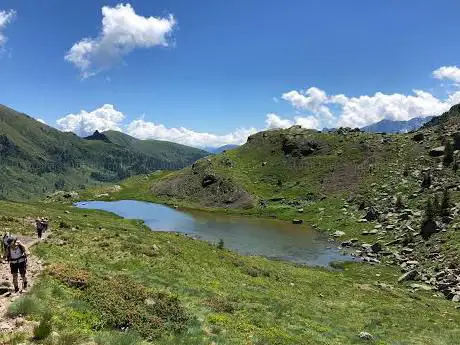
top-left (0, 105), bottom-right (208, 200)
top-left (88, 104), bottom-right (460, 306)
top-left (1, 200), bottom-right (459, 345)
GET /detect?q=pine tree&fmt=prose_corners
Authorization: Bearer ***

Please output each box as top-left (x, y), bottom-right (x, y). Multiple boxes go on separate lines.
top-left (443, 140), bottom-right (454, 166)
top-left (424, 197), bottom-right (435, 222)
top-left (395, 195), bottom-right (404, 210)
top-left (421, 171), bottom-right (432, 188)
top-left (453, 159), bottom-right (459, 173)
top-left (433, 194), bottom-right (441, 216)
top-left (441, 189), bottom-right (451, 216)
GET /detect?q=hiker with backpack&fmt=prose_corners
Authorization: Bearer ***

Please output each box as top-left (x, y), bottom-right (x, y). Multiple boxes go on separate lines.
top-left (5, 237), bottom-right (29, 293)
top-left (35, 217), bottom-right (47, 239)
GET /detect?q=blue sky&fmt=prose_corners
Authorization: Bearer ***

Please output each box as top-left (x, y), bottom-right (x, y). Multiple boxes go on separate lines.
top-left (0, 0), bottom-right (460, 147)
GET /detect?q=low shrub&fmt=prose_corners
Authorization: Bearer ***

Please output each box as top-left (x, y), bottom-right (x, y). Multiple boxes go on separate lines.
top-left (33, 312), bottom-right (53, 341)
top-left (204, 295), bottom-right (237, 313)
top-left (84, 275), bottom-right (189, 340)
top-left (7, 295), bottom-right (45, 317)
top-left (94, 331), bottom-right (143, 345)
top-left (46, 264), bottom-right (90, 290)
top-left (244, 266), bottom-right (271, 278)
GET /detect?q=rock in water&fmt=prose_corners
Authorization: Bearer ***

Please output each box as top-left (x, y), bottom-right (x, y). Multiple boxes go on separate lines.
top-left (292, 219), bottom-right (303, 224)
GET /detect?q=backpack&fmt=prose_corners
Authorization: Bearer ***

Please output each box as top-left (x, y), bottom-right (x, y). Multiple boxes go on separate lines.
top-left (6, 241), bottom-right (27, 262)
top-left (2, 232), bottom-right (12, 247)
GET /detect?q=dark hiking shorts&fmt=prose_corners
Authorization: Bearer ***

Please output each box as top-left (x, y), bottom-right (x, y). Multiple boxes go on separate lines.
top-left (10, 261), bottom-right (26, 275)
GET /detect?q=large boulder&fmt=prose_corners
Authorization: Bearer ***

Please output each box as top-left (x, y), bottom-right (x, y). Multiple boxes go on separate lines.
top-left (429, 146), bottom-right (445, 157)
top-left (420, 219), bottom-right (439, 240)
top-left (364, 206), bottom-right (379, 221)
top-left (282, 136), bottom-right (320, 157)
top-left (398, 270), bottom-right (419, 283)
top-left (412, 133), bottom-right (425, 142)
top-left (202, 174), bottom-right (218, 187)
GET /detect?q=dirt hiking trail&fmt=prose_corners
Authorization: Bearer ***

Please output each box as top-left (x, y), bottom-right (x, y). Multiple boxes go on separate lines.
top-left (0, 232), bottom-right (48, 335)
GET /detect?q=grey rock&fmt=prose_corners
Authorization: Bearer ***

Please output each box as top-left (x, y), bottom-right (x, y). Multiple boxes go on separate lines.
top-left (359, 331), bottom-right (374, 340)
top-left (429, 146), bottom-right (445, 157)
top-left (398, 270), bottom-right (419, 282)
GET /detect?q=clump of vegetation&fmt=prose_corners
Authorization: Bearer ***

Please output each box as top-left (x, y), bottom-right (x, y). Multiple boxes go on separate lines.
top-left (59, 221), bottom-right (71, 229)
top-left (443, 140), bottom-right (455, 166)
top-left (433, 194), bottom-right (441, 215)
top-left (46, 263), bottom-right (90, 290)
top-left (217, 238), bottom-right (225, 250)
top-left (421, 171), bottom-right (432, 188)
top-left (83, 275), bottom-right (189, 340)
top-left (453, 159), bottom-right (459, 173)
top-left (7, 295), bottom-right (45, 317)
top-left (395, 195), bottom-right (404, 210)
top-left (33, 312), bottom-right (53, 341)
top-left (204, 295), bottom-right (237, 313)
top-left (441, 189), bottom-right (451, 217)
top-left (94, 331), bottom-right (143, 345)
top-left (424, 197), bottom-right (435, 222)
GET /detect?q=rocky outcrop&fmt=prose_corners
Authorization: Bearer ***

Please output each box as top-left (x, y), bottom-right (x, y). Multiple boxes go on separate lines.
top-left (152, 158), bottom-right (255, 209)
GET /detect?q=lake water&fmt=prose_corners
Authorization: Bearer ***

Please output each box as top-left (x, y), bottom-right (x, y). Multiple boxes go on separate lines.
top-left (75, 200), bottom-right (354, 267)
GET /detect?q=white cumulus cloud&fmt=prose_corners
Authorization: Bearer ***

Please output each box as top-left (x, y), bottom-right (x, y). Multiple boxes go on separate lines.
top-left (65, 3), bottom-right (176, 78)
top-left (281, 79), bottom-right (460, 129)
top-left (335, 89), bottom-right (451, 128)
top-left (56, 104), bottom-right (257, 148)
top-left (36, 118), bottom-right (46, 124)
top-left (0, 9), bottom-right (16, 48)
top-left (281, 87), bottom-right (333, 120)
top-left (127, 119), bottom-right (257, 148)
top-left (265, 113), bottom-right (293, 129)
top-left (56, 104), bottom-right (125, 136)
top-left (265, 113), bottom-right (320, 130)
top-left (433, 66), bottom-right (460, 84)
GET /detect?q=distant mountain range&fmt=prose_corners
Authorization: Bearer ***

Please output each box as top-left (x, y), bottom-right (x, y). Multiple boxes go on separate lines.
top-left (323, 116), bottom-right (435, 134)
top-left (205, 144), bottom-right (239, 154)
top-left (361, 116), bottom-right (435, 133)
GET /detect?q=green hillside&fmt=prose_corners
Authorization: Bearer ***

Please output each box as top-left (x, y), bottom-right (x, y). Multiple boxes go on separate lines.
top-left (88, 130), bottom-right (208, 164)
top-left (90, 104), bottom-right (460, 305)
top-left (0, 105), bottom-right (208, 200)
top-left (2, 104), bottom-right (460, 345)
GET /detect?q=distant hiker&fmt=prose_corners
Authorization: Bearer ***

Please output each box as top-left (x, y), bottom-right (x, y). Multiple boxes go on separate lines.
top-left (42, 217), bottom-right (49, 233)
top-left (2, 232), bottom-right (12, 261)
top-left (35, 217), bottom-right (48, 239)
top-left (6, 237), bottom-right (29, 293)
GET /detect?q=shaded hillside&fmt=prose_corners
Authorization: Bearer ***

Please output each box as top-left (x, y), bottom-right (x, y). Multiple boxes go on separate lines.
top-left (93, 130), bottom-right (208, 164)
top-left (0, 105), bottom-right (207, 200)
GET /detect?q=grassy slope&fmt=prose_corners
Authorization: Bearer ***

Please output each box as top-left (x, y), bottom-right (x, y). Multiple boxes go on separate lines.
top-left (0, 105), bottom-right (208, 200)
top-left (84, 127), bottom-right (430, 239)
top-left (101, 130), bottom-right (209, 164)
top-left (1, 200), bottom-right (459, 345)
